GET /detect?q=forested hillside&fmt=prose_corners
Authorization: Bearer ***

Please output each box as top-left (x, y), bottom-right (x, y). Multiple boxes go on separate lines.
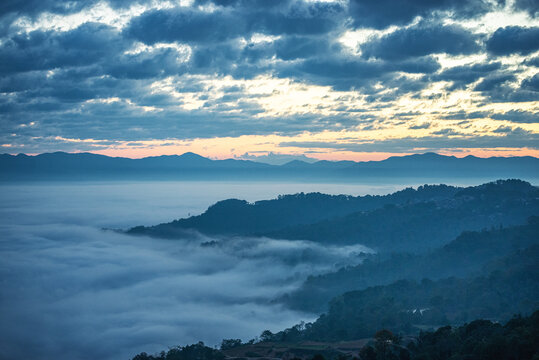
top-left (127, 183), bottom-right (459, 237)
top-left (131, 309), bottom-right (539, 360)
top-left (283, 216), bottom-right (539, 312)
top-left (128, 180), bottom-right (539, 254)
top-left (247, 243), bottom-right (538, 344)
top-left (126, 180), bottom-right (539, 360)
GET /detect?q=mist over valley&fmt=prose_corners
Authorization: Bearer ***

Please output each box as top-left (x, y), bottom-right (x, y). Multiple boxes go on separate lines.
top-left (1, 178), bottom-right (537, 359)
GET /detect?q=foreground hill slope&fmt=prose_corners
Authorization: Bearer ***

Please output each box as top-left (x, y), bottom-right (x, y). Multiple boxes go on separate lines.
top-left (131, 302), bottom-right (539, 360)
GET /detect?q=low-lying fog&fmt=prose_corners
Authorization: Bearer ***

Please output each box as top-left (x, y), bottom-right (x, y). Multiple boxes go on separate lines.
top-left (0, 181), bottom-right (406, 359)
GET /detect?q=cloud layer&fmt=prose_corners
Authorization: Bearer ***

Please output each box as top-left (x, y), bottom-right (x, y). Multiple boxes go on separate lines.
top-left (0, 0), bottom-right (537, 158)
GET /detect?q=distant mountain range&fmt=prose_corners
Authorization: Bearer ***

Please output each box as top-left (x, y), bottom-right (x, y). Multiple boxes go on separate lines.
top-left (1, 151), bottom-right (538, 181)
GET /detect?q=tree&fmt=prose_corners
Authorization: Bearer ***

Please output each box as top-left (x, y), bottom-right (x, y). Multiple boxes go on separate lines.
top-left (260, 330), bottom-right (274, 342)
top-left (220, 339), bottom-right (242, 350)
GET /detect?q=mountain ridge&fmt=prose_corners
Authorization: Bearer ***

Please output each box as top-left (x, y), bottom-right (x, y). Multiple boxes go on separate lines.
top-left (127, 179), bottom-right (539, 255)
top-left (1, 151), bottom-right (538, 181)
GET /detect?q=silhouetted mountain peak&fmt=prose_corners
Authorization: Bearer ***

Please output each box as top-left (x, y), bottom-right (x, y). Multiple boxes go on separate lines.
top-left (414, 152), bottom-right (448, 158)
top-left (179, 152), bottom-right (209, 160)
top-left (384, 152), bottom-right (453, 162)
top-left (37, 151), bottom-right (112, 160)
top-left (455, 179), bottom-right (538, 198)
top-left (206, 199), bottom-right (250, 213)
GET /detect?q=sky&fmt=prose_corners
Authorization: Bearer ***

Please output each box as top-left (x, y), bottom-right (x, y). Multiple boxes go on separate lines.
top-left (0, 0), bottom-right (538, 161)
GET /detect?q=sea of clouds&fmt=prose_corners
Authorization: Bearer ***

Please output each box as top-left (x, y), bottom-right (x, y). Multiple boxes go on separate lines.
top-left (0, 181), bottom-right (380, 360)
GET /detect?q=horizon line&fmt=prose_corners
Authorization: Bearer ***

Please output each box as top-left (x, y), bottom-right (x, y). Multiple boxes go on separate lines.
top-left (2, 150), bottom-right (539, 164)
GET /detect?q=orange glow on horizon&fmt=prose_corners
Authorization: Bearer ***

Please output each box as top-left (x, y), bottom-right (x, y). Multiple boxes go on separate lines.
top-left (88, 147), bottom-right (539, 162)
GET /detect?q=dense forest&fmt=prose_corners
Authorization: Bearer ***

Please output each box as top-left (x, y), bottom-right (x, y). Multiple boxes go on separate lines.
top-left (131, 310), bottom-right (539, 360)
top-left (264, 180), bottom-right (539, 252)
top-left (128, 180), bottom-right (539, 253)
top-left (256, 243), bottom-right (539, 342)
top-left (283, 216), bottom-right (539, 312)
top-left (127, 183), bottom-right (460, 238)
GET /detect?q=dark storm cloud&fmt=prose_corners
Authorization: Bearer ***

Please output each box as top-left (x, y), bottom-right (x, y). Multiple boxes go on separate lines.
top-left (490, 110), bottom-right (539, 124)
top-left (249, 1), bottom-right (345, 36)
top-left (0, 0), bottom-right (537, 152)
top-left (0, 0), bottom-right (149, 37)
top-left (0, 0), bottom-right (97, 17)
top-left (294, 58), bottom-right (387, 80)
top-left (492, 125), bottom-right (514, 133)
top-left (475, 76), bottom-right (539, 103)
top-left (191, 42), bottom-right (243, 73)
top-left (194, 0), bottom-right (290, 8)
top-left (431, 128), bottom-right (465, 136)
top-left (353, 75), bottom-right (431, 104)
top-left (524, 56), bottom-right (539, 67)
top-left (440, 111), bottom-right (489, 120)
top-left (486, 26), bottom-right (539, 55)
top-left (473, 73), bottom-right (515, 91)
top-left (274, 36), bottom-right (333, 60)
top-left (107, 48), bottom-right (188, 80)
top-left (0, 22), bottom-right (125, 75)
top-left (0, 0), bottom-right (148, 18)
top-left (426, 59), bottom-right (535, 102)
top-left (277, 60), bottom-right (355, 90)
top-left (487, 90), bottom-right (538, 103)
top-left (126, 1), bottom-right (344, 45)
top-left (396, 56), bottom-right (441, 74)
top-left (513, 0), bottom-right (539, 17)
top-left (1, 91), bottom-right (358, 148)
top-left (348, 0), bottom-right (498, 29)
top-left (361, 23), bottom-right (480, 60)
top-left (279, 55), bottom-right (439, 91)
top-left (125, 8), bottom-right (246, 45)
top-left (0, 68), bottom-right (132, 109)
top-left (122, 4), bottom-right (347, 80)
top-left (279, 129), bottom-right (539, 153)
top-left (0, 71), bottom-right (48, 93)
top-left (521, 73), bottom-right (539, 92)
top-left (433, 62), bottom-right (502, 89)
top-left (409, 122), bottom-right (432, 129)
